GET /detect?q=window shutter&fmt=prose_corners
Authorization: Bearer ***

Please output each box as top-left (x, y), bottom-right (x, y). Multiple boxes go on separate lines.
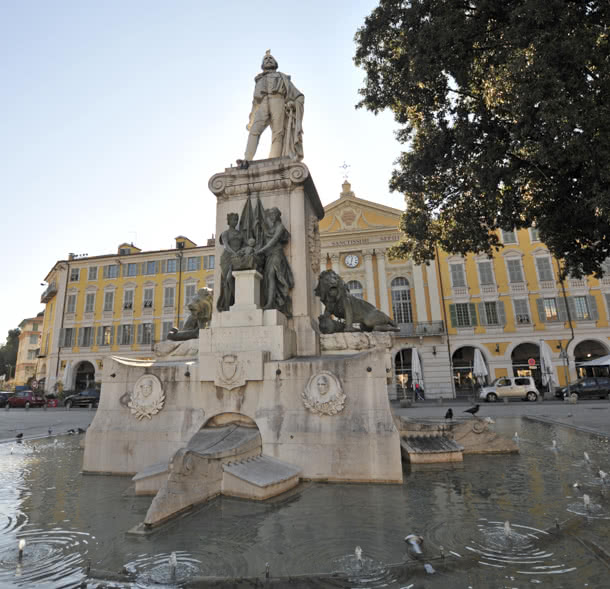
top-left (587, 295), bottom-right (598, 320)
top-left (109, 326), bottom-right (114, 345)
top-left (137, 323), bottom-right (143, 344)
top-left (497, 301), bottom-right (506, 326)
top-left (96, 326), bottom-right (102, 346)
top-left (121, 264), bottom-right (127, 277)
top-left (536, 298), bottom-right (546, 322)
top-left (450, 264), bottom-right (465, 287)
top-left (477, 302), bottom-right (487, 326)
top-left (150, 323), bottom-right (155, 343)
top-left (449, 304), bottom-right (457, 327)
top-left (468, 303), bottom-right (478, 326)
top-left (103, 266), bottom-right (108, 279)
top-left (181, 257), bottom-right (187, 272)
top-left (557, 297), bottom-right (569, 321)
top-left (605, 293), bottom-right (610, 319)
top-left (77, 328), bottom-right (83, 347)
top-left (59, 328), bottom-right (65, 347)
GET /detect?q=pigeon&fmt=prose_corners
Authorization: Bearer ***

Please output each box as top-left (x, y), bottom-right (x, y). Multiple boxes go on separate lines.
top-left (444, 408), bottom-right (453, 420)
top-left (67, 429), bottom-right (76, 435)
top-left (464, 404), bottom-right (480, 416)
top-left (48, 428), bottom-right (52, 436)
top-left (15, 433), bottom-right (23, 439)
top-left (77, 428), bottom-right (86, 434)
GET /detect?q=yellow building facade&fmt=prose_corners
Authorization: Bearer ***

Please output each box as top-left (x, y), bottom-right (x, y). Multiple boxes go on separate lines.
top-left (37, 236), bottom-right (215, 391)
top-left (37, 182), bottom-right (610, 399)
top-left (320, 181), bottom-right (610, 399)
top-left (15, 314), bottom-right (44, 385)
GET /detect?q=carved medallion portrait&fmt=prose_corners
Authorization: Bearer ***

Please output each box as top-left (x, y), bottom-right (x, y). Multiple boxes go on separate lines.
top-left (128, 374), bottom-right (165, 420)
top-left (302, 370), bottom-right (345, 416)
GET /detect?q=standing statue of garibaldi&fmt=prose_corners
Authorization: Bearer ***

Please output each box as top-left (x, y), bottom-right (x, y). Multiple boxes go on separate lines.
top-left (243, 50), bottom-right (304, 162)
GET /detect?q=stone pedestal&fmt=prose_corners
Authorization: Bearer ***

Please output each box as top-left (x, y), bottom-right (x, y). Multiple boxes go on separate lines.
top-left (209, 157), bottom-right (324, 357)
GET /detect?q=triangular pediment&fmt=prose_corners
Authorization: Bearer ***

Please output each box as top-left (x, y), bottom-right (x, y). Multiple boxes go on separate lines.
top-left (320, 185), bottom-right (402, 235)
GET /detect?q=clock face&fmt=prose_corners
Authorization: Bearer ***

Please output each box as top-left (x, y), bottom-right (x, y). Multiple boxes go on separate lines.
top-left (345, 254), bottom-right (359, 268)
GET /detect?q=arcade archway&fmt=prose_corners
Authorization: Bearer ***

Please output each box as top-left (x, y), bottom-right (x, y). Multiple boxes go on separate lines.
top-left (74, 361), bottom-right (95, 391)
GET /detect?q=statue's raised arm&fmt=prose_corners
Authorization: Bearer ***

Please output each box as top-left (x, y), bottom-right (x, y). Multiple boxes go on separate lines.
top-left (243, 50), bottom-right (304, 163)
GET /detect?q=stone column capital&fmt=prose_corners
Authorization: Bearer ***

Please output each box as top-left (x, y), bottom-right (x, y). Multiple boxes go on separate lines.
top-left (363, 249), bottom-right (374, 260)
top-left (330, 253), bottom-right (340, 263)
top-left (375, 248), bottom-right (386, 260)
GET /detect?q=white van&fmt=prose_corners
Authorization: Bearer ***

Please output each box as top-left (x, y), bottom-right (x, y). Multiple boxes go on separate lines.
top-left (479, 376), bottom-right (540, 402)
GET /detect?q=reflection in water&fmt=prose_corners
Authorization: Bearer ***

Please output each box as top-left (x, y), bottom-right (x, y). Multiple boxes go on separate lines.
top-left (0, 419), bottom-right (607, 587)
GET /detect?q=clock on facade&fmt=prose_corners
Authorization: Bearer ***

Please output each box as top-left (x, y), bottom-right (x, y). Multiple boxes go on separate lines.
top-left (344, 254), bottom-right (359, 268)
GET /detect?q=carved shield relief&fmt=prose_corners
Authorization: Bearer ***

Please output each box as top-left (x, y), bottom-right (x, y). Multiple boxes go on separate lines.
top-left (215, 354), bottom-right (246, 390)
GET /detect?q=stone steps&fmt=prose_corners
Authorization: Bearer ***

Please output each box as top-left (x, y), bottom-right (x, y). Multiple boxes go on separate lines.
top-left (222, 455), bottom-right (301, 500)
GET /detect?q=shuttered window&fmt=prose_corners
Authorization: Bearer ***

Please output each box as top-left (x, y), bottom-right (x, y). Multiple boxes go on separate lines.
top-left (513, 299), bottom-right (531, 324)
top-left (478, 261), bottom-right (494, 285)
top-left (164, 286), bottom-right (175, 308)
top-left (506, 259), bottom-right (524, 283)
top-left (450, 263), bottom-right (466, 287)
top-left (535, 257), bottom-right (554, 282)
top-left (501, 230), bottom-right (517, 244)
top-left (103, 291), bottom-right (114, 311)
top-left (477, 301), bottom-right (506, 326)
top-left (449, 303), bottom-right (477, 327)
top-left (66, 294), bottom-right (76, 314)
top-left (85, 293), bottom-right (95, 313)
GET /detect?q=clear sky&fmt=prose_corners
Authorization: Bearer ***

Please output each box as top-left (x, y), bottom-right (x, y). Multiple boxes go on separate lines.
top-left (0, 0), bottom-right (405, 344)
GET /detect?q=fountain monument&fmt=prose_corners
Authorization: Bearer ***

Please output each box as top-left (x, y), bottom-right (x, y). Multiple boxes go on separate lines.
top-left (82, 51), bottom-right (403, 527)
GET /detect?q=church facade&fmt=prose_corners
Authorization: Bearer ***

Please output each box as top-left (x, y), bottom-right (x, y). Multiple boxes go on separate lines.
top-left (320, 181), bottom-right (610, 399)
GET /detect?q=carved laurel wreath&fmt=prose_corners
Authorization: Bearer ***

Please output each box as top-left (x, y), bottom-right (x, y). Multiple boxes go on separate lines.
top-left (301, 391), bottom-right (346, 416)
top-left (128, 393), bottom-right (165, 420)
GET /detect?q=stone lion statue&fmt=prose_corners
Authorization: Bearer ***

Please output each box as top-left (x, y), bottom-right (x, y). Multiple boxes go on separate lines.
top-left (167, 288), bottom-right (213, 341)
top-left (314, 270), bottom-right (399, 334)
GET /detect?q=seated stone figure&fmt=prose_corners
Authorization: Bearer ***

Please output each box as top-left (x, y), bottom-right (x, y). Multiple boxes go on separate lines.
top-left (314, 270), bottom-right (399, 334)
top-left (167, 288), bottom-right (213, 341)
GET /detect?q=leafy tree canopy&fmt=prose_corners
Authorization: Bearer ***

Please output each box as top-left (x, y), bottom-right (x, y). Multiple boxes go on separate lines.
top-left (0, 328), bottom-right (20, 378)
top-left (355, 0), bottom-right (609, 276)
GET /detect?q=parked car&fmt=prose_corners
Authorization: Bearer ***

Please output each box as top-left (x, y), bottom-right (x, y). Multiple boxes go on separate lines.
top-left (480, 376), bottom-right (540, 402)
top-left (63, 389), bottom-right (100, 408)
top-left (554, 376), bottom-right (610, 400)
top-left (0, 392), bottom-right (11, 408)
top-left (7, 391), bottom-right (46, 408)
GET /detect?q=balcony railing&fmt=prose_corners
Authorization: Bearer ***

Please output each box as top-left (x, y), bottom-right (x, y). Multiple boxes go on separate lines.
top-left (40, 282), bottom-right (57, 303)
top-left (397, 320), bottom-right (445, 337)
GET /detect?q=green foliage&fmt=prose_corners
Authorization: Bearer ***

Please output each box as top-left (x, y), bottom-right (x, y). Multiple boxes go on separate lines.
top-left (355, 0), bottom-right (610, 276)
top-left (0, 328), bottom-right (21, 380)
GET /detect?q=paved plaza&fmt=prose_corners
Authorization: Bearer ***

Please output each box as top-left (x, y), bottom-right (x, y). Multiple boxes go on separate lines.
top-left (393, 398), bottom-right (610, 437)
top-left (0, 398), bottom-right (608, 446)
top-left (0, 407), bottom-right (95, 443)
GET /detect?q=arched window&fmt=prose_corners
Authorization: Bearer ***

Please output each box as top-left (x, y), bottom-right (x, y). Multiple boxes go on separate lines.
top-left (391, 277), bottom-right (413, 323)
top-left (346, 280), bottom-right (363, 299)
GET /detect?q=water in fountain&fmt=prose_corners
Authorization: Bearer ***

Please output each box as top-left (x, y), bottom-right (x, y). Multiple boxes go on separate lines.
top-left (551, 439), bottom-right (558, 450)
top-left (503, 521), bottom-right (511, 537)
top-left (405, 534), bottom-right (423, 555)
top-left (0, 418), bottom-right (609, 587)
top-left (169, 551), bottom-right (177, 582)
top-left (584, 451), bottom-right (591, 463)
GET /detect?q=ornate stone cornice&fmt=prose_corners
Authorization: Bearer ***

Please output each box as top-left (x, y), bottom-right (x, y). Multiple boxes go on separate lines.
top-left (208, 157), bottom-right (324, 219)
